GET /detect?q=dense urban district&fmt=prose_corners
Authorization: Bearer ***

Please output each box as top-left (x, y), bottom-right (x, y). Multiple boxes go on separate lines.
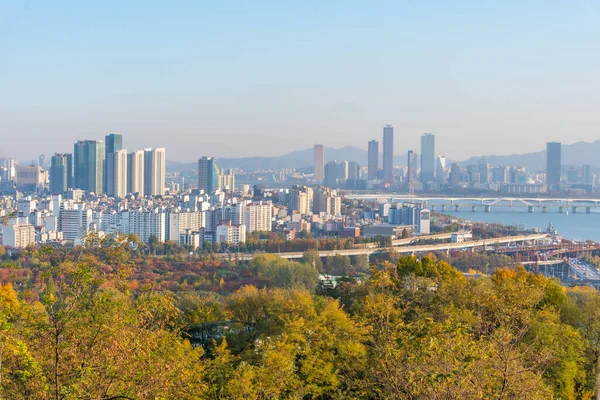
top-left (2, 129), bottom-right (600, 399)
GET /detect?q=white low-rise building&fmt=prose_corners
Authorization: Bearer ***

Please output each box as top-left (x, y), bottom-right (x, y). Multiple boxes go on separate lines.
top-left (2, 223), bottom-right (36, 248)
top-left (216, 222), bottom-right (246, 246)
top-left (451, 231), bottom-right (473, 243)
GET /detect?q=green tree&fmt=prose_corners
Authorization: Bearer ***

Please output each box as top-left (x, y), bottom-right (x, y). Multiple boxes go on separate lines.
top-left (301, 249), bottom-right (323, 272)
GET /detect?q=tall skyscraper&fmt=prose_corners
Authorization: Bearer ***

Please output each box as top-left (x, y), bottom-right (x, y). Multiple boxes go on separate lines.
top-left (143, 148), bottom-right (166, 196)
top-left (106, 149), bottom-right (128, 197)
top-left (582, 164), bottom-right (592, 185)
top-left (449, 163), bottom-right (461, 186)
top-left (407, 150), bottom-right (415, 194)
top-left (337, 161), bottom-right (349, 182)
top-left (104, 134), bottom-right (123, 193)
top-left (546, 142), bottom-right (561, 191)
top-left (420, 133), bottom-right (435, 183)
top-left (436, 156), bottom-right (447, 185)
top-left (324, 161), bottom-right (339, 187)
top-left (74, 140), bottom-right (105, 194)
top-left (105, 133), bottom-right (123, 156)
top-left (367, 140), bottom-right (378, 180)
top-left (477, 160), bottom-right (490, 184)
top-left (50, 153), bottom-right (72, 194)
top-left (347, 161), bottom-right (360, 188)
top-left (127, 150), bottom-right (145, 195)
top-left (313, 144), bottom-right (324, 181)
top-left (383, 125), bottom-right (394, 182)
top-left (492, 166), bottom-right (508, 184)
top-left (198, 157), bottom-right (220, 193)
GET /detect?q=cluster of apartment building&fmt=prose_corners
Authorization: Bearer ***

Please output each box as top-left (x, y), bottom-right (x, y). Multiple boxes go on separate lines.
top-left (0, 179), bottom-right (352, 250)
top-left (0, 190), bottom-right (273, 249)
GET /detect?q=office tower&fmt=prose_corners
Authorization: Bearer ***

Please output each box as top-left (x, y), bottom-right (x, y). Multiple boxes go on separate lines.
top-left (39, 154), bottom-right (45, 169)
top-left (546, 142), bottom-right (561, 191)
top-left (436, 156), bottom-right (447, 185)
top-left (467, 166), bottom-right (481, 186)
top-left (324, 161), bottom-right (338, 187)
top-left (198, 157), bottom-right (220, 193)
top-left (407, 150), bottom-right (415, 193)
top-left (105, 133), bottom-right (123, 156)
top-left (582, 164), bottom-right (592, 185)
top-left (244, 202), bottom-right (272, 233)
top-left (387, 203), bottom-right (429, 233)
top-left (74, 140), bottom-right (105, 194)
top-left (345, 161), bottom-right (360, 189)
top-left (346, 161), bottom-right (358, 179)
top-left (15, 165), bottom-right (43, 191)
top-left (477, 160), bottom-right (490, 184)
top-left (2, 158), bottom-right (16, 182)
top-left (50, 153), bottom-right (72, 194)
top-left (106, 149), bottom-right (128, 197)
top-left (449, 163), bottom-right (461, 186)
top-left (420, 133), bottom-right (435, 183)
top-left (144, 148), bottom-right (166, 196)
top-left (337, 161), bottom-right (348, 181)
top-left (313, 144), bottom-right (324, 181)
top-left (492, 166), bottom-right (508, 184)
top-left (368, 140), bottom-right (378, 180)
top-left (567, 167), bottom-right (579, 183)
top-left (127, 150), bottom-right (144, 195)
top-left (383, 125), bottom-right (394, 181)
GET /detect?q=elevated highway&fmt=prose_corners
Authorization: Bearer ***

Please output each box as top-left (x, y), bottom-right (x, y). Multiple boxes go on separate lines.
top-left (217, 234), bottom-right (549, 261)
top-left (495, 244), bottom-right (600, 255)
top-left (362, 232), bottom-right (453, 248)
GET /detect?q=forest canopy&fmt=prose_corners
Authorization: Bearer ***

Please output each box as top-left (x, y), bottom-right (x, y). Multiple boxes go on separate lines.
top-left (0, 242), bottom-right (598, 399)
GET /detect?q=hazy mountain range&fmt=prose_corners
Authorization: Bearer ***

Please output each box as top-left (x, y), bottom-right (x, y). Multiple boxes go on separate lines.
top-left (167, 140), bottom-right (600, 173)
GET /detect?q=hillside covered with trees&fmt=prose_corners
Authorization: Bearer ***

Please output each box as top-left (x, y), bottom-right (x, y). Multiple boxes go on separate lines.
top-left (1, 238), bottom-right (600, 399)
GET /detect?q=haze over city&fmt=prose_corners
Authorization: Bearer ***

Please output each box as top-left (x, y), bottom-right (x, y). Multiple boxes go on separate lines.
top-left (2, 0), bottom-right (600, 161)
top-left (5, 2), bottom-right (600, 399)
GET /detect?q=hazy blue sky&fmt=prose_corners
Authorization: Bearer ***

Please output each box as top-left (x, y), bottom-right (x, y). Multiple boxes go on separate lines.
top-left (1, 0), bottom-right (599, 162)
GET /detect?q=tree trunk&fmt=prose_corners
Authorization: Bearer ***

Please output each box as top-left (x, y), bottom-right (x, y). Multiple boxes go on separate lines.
top-left (596, 352), bottom-right (600, 400)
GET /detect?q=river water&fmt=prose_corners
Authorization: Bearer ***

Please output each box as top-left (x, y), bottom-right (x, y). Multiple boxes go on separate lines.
top-left (441, 206), bottom-right (600, 242)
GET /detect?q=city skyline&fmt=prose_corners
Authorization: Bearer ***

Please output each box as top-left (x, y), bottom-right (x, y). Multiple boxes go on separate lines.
top-left (4, 131), bottom-right (600, 168)
top-left (3, 3), bottom-right (600, 396)
top-left (2, 2), bottom-right (600, 161)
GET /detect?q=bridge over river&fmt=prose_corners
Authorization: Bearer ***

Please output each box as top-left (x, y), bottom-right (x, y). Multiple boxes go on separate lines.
top-left (345, 194), bottom-right (600, 213)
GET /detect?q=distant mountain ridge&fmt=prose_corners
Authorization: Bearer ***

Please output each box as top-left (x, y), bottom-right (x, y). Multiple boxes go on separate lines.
top-left (459, 140), bottom-right (600, 172)
top-left (167, 140), bottom-right (600, 173)
top-left (167, 146), bottom-right (415, 172)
